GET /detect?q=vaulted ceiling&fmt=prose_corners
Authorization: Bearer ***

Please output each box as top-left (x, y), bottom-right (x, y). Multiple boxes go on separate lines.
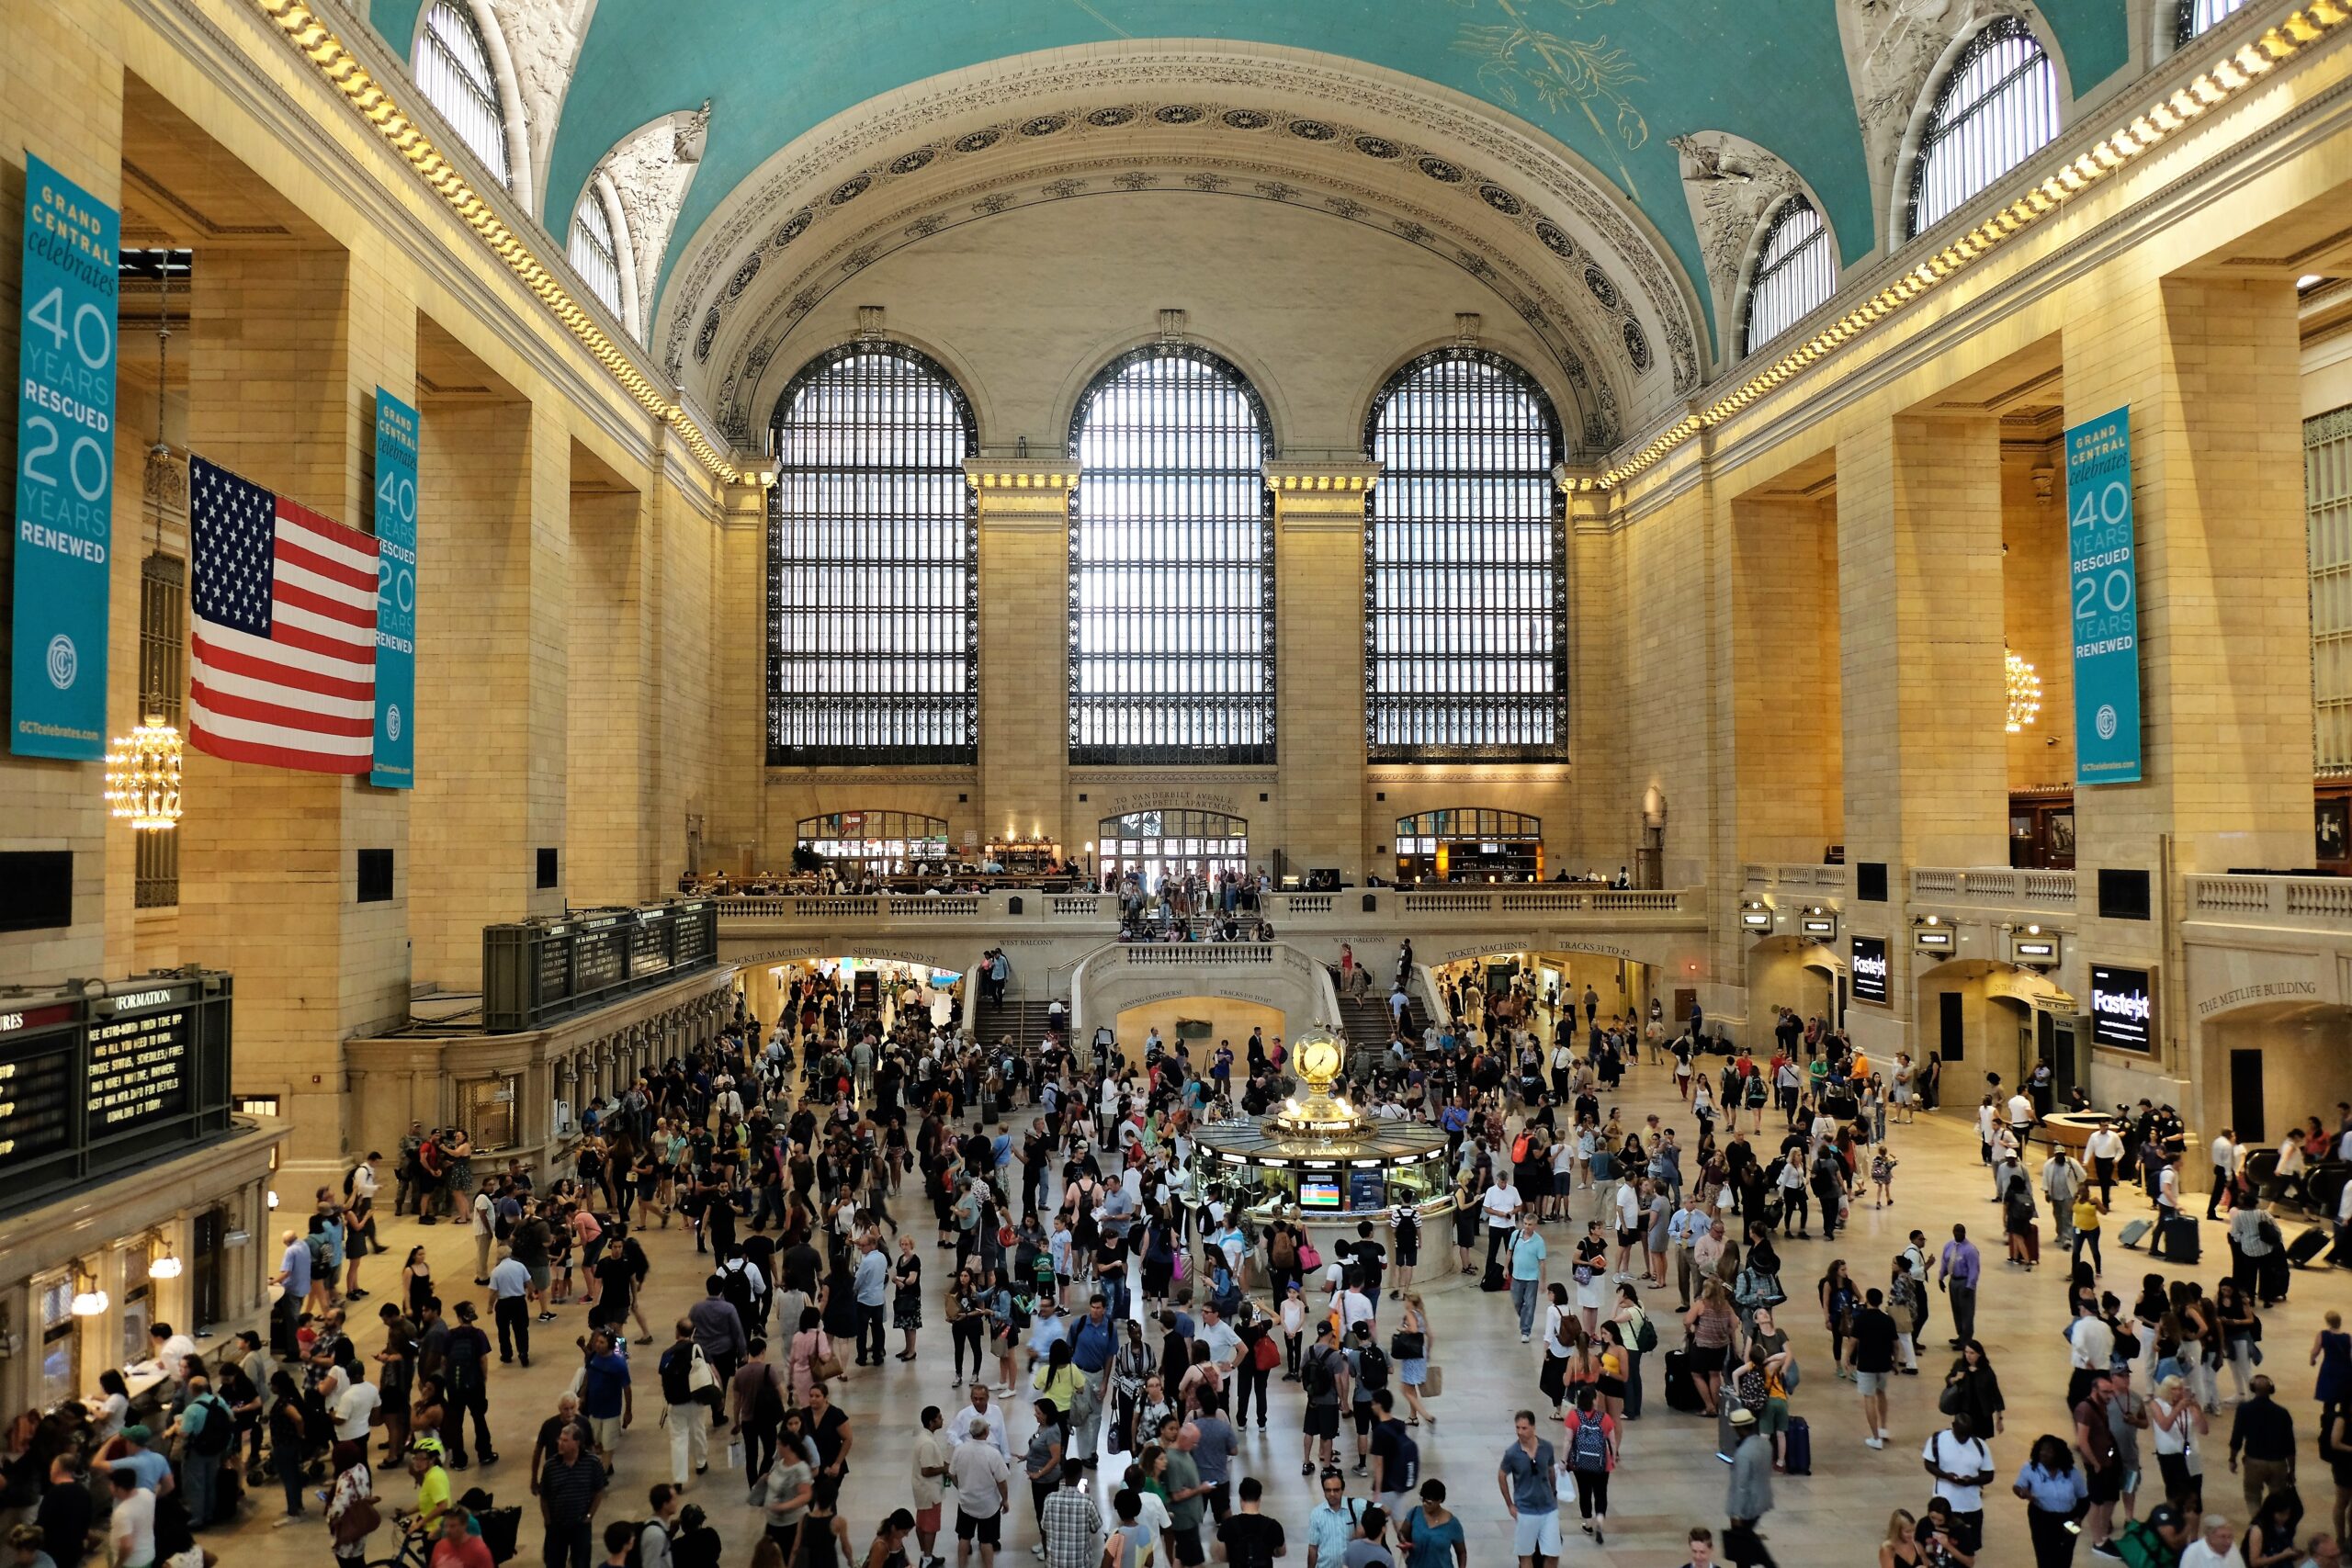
top-left (363, 0), bottom-right (2143, 444)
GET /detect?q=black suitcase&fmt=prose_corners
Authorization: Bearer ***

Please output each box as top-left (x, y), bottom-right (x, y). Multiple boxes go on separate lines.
top-left (1782, 1414), bottom-right (1814, 1475)
top-left (1665, 1348), bottom-right (1705, 1413)
top-left (2155, 1215), bottom-right (2201, 1264)
top-left (2288, 1226), bottom-right (2330, 1267)
top-left (2258, 1247), bottom-right (2290, 1303)
top-left (1482, 1259), bottom-right (1507, 1292)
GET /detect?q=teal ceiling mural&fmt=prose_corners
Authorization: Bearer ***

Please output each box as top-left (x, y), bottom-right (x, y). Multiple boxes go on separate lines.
top-left (368, 0), bottom-right (2131, 337)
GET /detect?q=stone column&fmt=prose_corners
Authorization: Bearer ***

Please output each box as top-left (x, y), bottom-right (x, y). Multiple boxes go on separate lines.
top-left (967, 459), bottom-right (1079, 848)
top-left (1835, 412), bottom-right (2007, 1057)
top-left (408, 392), bottom-right (569, 987)
top-left (1267, 460), bottom-right (1379, 883)
top-left (566, 469), bottom-right (651, 905)
top-left (2064, 277), bottom-right (2312, 1100)
top-left (178, 247), bottom-right (415, 1170)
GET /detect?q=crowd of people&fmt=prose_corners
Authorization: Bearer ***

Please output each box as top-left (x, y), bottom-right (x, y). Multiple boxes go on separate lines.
top-left (6, 948), bottom-right (2352, 1568)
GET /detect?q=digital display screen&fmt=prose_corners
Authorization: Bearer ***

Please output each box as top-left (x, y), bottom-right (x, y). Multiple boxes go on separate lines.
top-left (0, 1016), bottom-right (79, 1173)
top-left (1349, 1171), bottom-right (1387, 1211)
top-left (86, 997), bottom-right (191, 1139)
top-left (2089, 964), bottom-right (2154, 1053)
top-left (1300, 1177), bottom-right (1341, 1209)
top-left (1850, 935), bottom-right (1890, 1006)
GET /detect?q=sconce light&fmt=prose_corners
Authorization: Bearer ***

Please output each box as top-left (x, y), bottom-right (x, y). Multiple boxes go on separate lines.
top-left (266, 1190), bottom-right (280, 1211)
top-left (70, 1263), bottom-right (109, 1317)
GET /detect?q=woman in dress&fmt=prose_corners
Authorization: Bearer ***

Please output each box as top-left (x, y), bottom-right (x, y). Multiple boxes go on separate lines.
top-left (401, 1246), bottom-right (434, 1321)
top-left (1394, 1291), bottom-right (1433, 1426)
top-left (891, 1234), bottom-right (923, 1362)
top-left (2312, 1308), bottom-right (2350, 1405)
top-left (1573, 1220), bottom-right (1610, 1337)
top-left (786, 1306), bottom-right (832, 1408)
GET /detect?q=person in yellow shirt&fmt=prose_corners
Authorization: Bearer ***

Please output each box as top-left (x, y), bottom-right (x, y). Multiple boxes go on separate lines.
top-left (2071, 1193), bottom-right (2103, 1274)
top-left (405, 1438), bottom-right (452, 1540)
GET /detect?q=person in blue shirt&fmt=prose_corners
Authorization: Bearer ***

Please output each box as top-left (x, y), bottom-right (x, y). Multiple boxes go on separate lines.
top-left (2011, 1434), bottom-right (2089, 1568)
top-left (93, 1426), bottom-right (174, 1494)
top-left (1508, 1216), bottom-right (1549, 1341)
top-left (1497, 1411), bottom-right (1561, 1568)
top-left (576, 1329), bottom-right (632, 1465)
top-left (1305, 1467), bottom-right (1367, 1568)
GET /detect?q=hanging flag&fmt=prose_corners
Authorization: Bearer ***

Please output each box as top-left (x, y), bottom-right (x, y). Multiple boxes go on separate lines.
top-left (187, 456), bottom-right (379, 773)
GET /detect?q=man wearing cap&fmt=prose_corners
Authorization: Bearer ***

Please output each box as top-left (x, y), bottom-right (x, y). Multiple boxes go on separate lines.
top-left (1724, 1406), bottom-right (1774, 1568)
top-left (92, 1426), bottom-right (173, 1495)
top-left (2111, 1504), bottom-right (2192, 1568)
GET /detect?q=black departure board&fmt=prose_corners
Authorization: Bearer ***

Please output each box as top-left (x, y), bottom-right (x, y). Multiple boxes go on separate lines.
top-left (86, 998), bottom-right (192, 1138)
top-left (0, 1002), bottom-right (82, 1175)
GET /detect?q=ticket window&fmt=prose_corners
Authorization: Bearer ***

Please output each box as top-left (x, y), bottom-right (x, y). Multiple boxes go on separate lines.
top-left (39, 1276), bottom-right (78, 1408)
top-left (120, 1249), bottom-right (152, 1367)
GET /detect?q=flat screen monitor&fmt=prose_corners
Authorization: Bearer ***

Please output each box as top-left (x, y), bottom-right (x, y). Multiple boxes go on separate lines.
top-left (1349, 1171), bottom-right (1386, 1211)
top-left (1300, 1176), bottom-right (1341, 1209)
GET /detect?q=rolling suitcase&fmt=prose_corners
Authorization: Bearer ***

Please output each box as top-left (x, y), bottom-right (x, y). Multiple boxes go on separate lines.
top-left (2257, 1245), bottom-right (2290, 1303)
top-left (1781, 1415), bottom-right (1813, 1476)
top-left (2117, 1218), bottom-right (2153, 1249)
top-left (1665, 1348), bottom-right (1704, 1413)
top-left (2288, 1227), bottom-right (2330, 1267)
top-left (2156, 1215), bottom-right (2201, 1265)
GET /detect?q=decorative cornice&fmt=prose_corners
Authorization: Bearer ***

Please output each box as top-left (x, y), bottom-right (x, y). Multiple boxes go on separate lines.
top-left (1263, 460), bottom-right (1381, 492)
top-left (245, 0), bottom-right (741, 482)
top-left (1570, 1), bottom-right (2352, 492)
top-left (963, 459), bottom-right (1081, 491)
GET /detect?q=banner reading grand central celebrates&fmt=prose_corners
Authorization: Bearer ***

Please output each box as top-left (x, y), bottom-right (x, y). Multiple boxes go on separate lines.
top-left (369, 389), bottom-right (418, 788)
top-left (2065, 407), bottom-right (2142, 785)
top-left (9, 153), bottom-right (119, 761)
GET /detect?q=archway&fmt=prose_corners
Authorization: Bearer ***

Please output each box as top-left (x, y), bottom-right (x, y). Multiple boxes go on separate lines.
top-left (1423, 945), bottom-right (1656, 1036)
top-left (1745, 935), bottom-right (1844, 1050)
top-left (1912, 958), bottom-right (2077, 1110)
top-left (2195, 998), bottom-right (2352, 1154)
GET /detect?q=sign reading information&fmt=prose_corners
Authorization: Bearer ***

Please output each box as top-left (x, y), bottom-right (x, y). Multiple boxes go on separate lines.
top-left (369, 389), bottom-right (418, 787)
top-left (10, 154), bottom-right (119, 760)
top-left (2066, 408), bottom-right (2142, 784)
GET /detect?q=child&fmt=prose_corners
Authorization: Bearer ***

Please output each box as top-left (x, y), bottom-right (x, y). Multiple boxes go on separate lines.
top-left (1048, 1215), bottom-right (1074, 1311)
top-left (1871, 1149), bottom-right (1897, 1210)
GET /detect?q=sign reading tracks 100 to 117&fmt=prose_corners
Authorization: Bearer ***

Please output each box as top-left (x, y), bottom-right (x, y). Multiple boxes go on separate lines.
top-left (2065, 406), bottom-right (2142, 785)
top-left (10, 154), bottom-right (119, 761)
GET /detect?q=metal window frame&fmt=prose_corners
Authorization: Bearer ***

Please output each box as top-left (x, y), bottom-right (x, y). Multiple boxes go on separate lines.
top-left (414, 1), bottom-right (512, 189)
top-left (1905, 15), bottom-right (2059, 241)
top-left (1361, 347), bottom-right (1569, 762)
top-left (1741, 196), bottom-right (1837, 356)
top-left (2177, 0), bottom-right (2251, 44)
top-left (1066, 344), bottom-right (1276, 766)
top-left (765, 341), bottom-right (979, 766)
top-left (569, 192), bottom-right (623, 319)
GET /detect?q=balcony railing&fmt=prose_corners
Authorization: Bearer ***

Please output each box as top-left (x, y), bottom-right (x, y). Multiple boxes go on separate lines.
top-left (2188, 874), bottom-right (2352, 925)
top-left (1744, 863), bottom-right (1849, 894)
top-left (713, 886), bottom-right (1703, 932)
top-left (1908, 868), bottom-right (2076, 909)
top-left (1125, 943), bottom-right (1275, 965)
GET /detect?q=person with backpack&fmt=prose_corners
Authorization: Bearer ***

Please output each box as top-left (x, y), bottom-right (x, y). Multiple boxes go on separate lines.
top-left (656, 1321), bottom-right (711, 1489)
top-left (1347, 1322), bottom-right (1390, 1479)
top-left (172, 1372), bottom-right (236, 1530)
top-left (1367, 1389), bottom-right (1419, 1522)
top-left (1562, 1384), bottom-right (1619, 1546)
top-left (442, 1301), bottom-right (498, 1468)
top-left (1301, 1323), bottom-right (1352, 1477)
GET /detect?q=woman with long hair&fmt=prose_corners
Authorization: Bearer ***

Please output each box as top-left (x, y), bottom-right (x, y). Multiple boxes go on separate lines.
top-left (1394, 1292), bottom-right (1434, 1427)
top-left (1941, 1339), bottom-right (2007, 1445)
top-left (1681, 1280), bottom-right (1738, 1418)
top-left (1819, 1258), bottom-right (1858, 1373)
top-left (2011, 1432), bottom-right (2088, 1568)
top-left (944, 1266), bottom-right (984, 1390)
top-left (1539, 1288), bottom-right (1576, 1418)
top-left (1878, 1508), bottom-right (1923, 1568)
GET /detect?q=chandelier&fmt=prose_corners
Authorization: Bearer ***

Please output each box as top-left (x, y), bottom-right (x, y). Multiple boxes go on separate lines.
top-left (106, 715), bottom-right (185, 830)
top-left (2005, 649), bottom-right (2042, 734)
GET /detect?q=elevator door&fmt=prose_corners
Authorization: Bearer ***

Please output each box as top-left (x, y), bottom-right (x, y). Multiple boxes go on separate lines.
top-left (2229, 1049), bottom-right (2267, 1145)
top-left (1939, 991), bottom-right (1965, 1062)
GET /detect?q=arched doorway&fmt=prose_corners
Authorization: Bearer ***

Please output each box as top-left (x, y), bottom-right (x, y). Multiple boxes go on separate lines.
top-left (1745, 935), bottom-right (1844, 1049)
top-left (1098, 808), bottom-right (1250, 890)
top-left (1912, 959), bottom-right (2077, 1106)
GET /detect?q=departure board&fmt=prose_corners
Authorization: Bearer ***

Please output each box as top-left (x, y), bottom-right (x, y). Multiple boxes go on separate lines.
top-left (86, 994), bottom-right (192, 1138)
top-left (0, 1003), bottom-right (81, 1173)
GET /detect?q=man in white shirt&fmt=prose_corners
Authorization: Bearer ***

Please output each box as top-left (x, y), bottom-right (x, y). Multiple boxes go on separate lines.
top-left (1922, 1414), bottom-right (1994, 1553)
top-left (350, 1153), bottom-right (381, 1203)
top-left (947, 1414), bottom-right (1012, 1568)
top-left (470, 1182), bottom-right (497, 1285)
top-left (328, 1366), bottom-right (379, 1439)
top-left (2007, 1090), bottom-right (2037, 1145)
top-left (2178, 1515), bottom-right (2238, 1568)
top-left (1195, 1303), bottom-right (1244, 1371)
top-left (2150, 1153), bottom-right (2188, 1261)
top-left (2086, 1121), bottom-right (2126, 1210)
top-left (108, 1470), bottom-right (156, 1568)
top-left (1481, 1173), bottom-right (1522, 1275)
top-left (945, 1384), bottom-right (1010, 1462)
top-left (2065, 1310), bottom-right (2115, 1407)
top-left (2208, 1129), bottom-right (2242, 1220)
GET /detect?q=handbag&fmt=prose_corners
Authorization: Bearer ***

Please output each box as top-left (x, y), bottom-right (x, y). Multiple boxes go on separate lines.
top-left (1421, 1363), bottom-right (1443, 1398)
top-left (812, 1334), bottom-right (845, 1383)
top-left (1938, 1381), bottom-right (1965, 1416)
top-left (1298, 1242), bottom-right (1322, 1271)
top-left (1389, 1331), bottom-right (1427, 1360)
top-left (1252, 1334), bottom-right (1282, 1372)
top-left (331, 1495), bottom-right (381, 1547)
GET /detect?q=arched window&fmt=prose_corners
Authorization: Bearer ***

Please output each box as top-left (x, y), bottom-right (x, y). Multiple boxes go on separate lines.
top-left (1743, 197), bottom-right (1838, 355)
top-left (768, 344), bottom-right (978, 763)
top-left (1069, 346), bottom-right (1273, 764)
top-left (1363, 349), bottom-right (1566, 760)
top-left (1906, 16), bottom-right (2059, 239)
top-left (1395, 807), bottom-right (1544, 882)
top-left (2177, 0), bottom-right (2249, 42)
top-left (413, 1), bottom-right (511, 188)
top-left (569, 190), bottom-right (624, 321)
top-left (796, 812), bottom-right (953, 876)
top-left (1098, 809), bottom-right (1251, 887)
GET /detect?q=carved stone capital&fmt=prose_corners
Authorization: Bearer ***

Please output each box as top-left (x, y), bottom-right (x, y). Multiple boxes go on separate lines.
top-left (965, 457), bottom-right (1080, 525)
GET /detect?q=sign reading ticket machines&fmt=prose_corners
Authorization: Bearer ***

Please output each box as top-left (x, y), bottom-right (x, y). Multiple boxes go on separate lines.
top-left (2066, 407), bottom-right (2142, 785)
top-left (10, 154), bottom-right (119, 760)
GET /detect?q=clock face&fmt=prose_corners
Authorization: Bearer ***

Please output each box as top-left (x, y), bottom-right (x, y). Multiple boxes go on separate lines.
top-left (1299, 1039), bottom-right (1341, 1078)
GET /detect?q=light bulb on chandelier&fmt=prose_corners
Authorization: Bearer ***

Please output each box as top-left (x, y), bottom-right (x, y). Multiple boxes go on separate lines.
top-left (2006, 649), bottom-right (2043, 734)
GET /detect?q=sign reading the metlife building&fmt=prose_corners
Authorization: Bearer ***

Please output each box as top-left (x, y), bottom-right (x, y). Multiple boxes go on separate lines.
top-left (2089, 964), bottom-right (2155, 1053)
top-left (368, 389), bottom-right (418, 788)
top-left (1850, 935), bottom-right (1890, 1007)
top-left (2066, 408), bottom-right (2142, 784)
top-left (9, 154), bottom-right (119, 760)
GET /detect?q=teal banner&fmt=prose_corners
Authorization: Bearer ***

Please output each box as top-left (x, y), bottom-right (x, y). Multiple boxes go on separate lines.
top-left (2066, 406), bottom-right (2142, 785)
top-left (9, 154), bottom-right (118, 760)
top-left (368, 389), bottom-right (417, 789)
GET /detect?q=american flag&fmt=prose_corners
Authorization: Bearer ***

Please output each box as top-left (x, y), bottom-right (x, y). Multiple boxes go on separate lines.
top-left (188, 456), bottom-right (380, 773)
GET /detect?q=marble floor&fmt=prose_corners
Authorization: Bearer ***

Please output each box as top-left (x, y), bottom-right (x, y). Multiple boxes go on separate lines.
top-left (196, 1060), bottom-right (2346, 1567)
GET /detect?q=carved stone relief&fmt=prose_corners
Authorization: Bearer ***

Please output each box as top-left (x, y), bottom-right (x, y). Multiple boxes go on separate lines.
top-left (1668, 131), bottom-right (1810, 364)
top-left (597, 103), bottom-right (710, 344)
top-left (485, 0), bottom-right (596, 208)
top-left (1836, 0), bottom-right (2034, 246)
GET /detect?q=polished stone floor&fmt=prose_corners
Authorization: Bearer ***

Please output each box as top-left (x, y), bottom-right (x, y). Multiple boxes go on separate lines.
top-left (198, 1057), bottom-right (2346, 1567)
